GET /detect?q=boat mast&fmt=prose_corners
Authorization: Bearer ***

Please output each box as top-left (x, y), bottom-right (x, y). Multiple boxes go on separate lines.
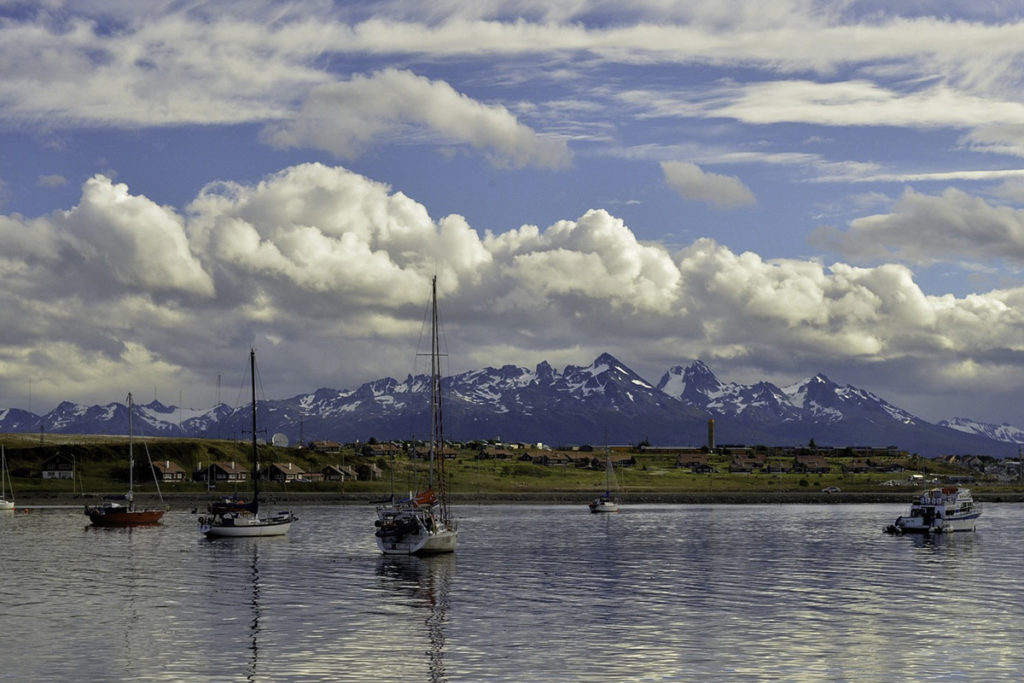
top-left (430, 276), bottom-right (450, 523)
top-left (251, 348), bottom-right (260, 505)
top-left (127, 392), bottom-right (135, 510)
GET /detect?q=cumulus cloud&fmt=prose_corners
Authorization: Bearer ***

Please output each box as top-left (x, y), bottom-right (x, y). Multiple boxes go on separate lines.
top-left (809, 187), bottom-right (1024, 266)
top-left (262, 69), bottom-right (571, 169)
top-left (661, 161), bottom-right (756, 209)
top-left (1, 162), bottom-right (1023, 423)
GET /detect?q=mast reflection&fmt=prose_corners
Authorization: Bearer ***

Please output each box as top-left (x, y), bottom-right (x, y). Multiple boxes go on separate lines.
top-left (376, 554), bottom-right (454, 681)
top-left (248, 544), bottom-right (261, 682)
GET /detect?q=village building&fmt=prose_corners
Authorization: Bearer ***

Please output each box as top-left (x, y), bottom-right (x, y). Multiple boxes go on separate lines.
top-left (152, 460), bottom-right (187, 482)
top-left (40, 453), bottom-right (74, 480)
top-left (196, 461), bottom-right (249, 483)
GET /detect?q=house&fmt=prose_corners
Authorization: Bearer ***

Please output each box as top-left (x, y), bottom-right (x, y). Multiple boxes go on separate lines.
top-left (610, 454), bottom-right (637, 468)
top-left (311, 440), bottom-right (341, 454)
top-left (729, 457), bottom-right (756, 474)
top-left (197, 461), bottom-right (249, 483)
top-left (519, 450), bottom-right (551, 465)
top-left (842, 460), bottom-right (870, 474)
top-left (321, 464), bottom-right (358, 482)
top-left (152, 460), bottom-right (187, 482)
top-left (477, 446), bottom-right (515, 460)
top-left (567, 452), bottom-right (599, 468)
top-left (677, 453), bottom-right (709, 470)
top-left (794, 454), bottom-right (830, 474)
top-left (364, 443), bottom-right (400, 457)
top-left (544, 452), bottom-right (573, 467)
top-left (266, 462), bottom-right (306, 483)
top-left (355, 463), bottom-right (382, 481)
top-left (40, 454), bottom-right (74, 480)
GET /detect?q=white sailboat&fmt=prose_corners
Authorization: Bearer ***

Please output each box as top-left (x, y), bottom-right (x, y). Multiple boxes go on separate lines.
top-left (375, 276), bottom-right (458, 555)
top-left (199, 349), bottom-right (297, 538)
top-left (0, 445), bottom-right (14, 510)
top-left (588, 450), bottom-right (620, 513)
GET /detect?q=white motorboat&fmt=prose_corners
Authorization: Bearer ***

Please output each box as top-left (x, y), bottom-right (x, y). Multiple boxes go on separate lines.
top-left (884, 485), bottom-right (980, 535)
top-left (375, 276), bottom-right (458, 555)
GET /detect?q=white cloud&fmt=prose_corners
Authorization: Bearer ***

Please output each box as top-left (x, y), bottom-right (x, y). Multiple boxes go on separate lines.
top-left (262, 69), bottom-right (571, 169)
top-left (629, 80), bottom-right (1024, 129)
top-left (36, 174), bottom-right (67, 187)
top-left (1, 162), bottom-right (1023, 422)
top-left (661, 161), bottom-right (756, 209)
top-left (809, 186), bottom-right (1024, 265)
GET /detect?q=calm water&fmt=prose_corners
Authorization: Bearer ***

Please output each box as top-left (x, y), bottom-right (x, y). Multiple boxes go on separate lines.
top-left (2, 502), bottom-right (1023, 681)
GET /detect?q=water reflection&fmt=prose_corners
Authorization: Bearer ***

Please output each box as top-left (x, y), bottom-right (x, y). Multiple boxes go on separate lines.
top-left (376, 554), bottom-right (454, 682)
top-left (248, 544), bottom-right (261, 682)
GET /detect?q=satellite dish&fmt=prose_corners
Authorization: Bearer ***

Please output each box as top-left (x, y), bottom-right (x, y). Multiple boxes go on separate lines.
top-left (271, 432), bottom-right (289, 447)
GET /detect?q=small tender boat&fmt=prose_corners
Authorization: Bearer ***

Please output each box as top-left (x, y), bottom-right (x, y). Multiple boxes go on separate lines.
top-left (884, 485), bottom-right (980, 535)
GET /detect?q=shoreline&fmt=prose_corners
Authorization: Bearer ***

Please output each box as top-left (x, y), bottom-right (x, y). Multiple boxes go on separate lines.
top-left (10, 490), bottom-right (1024, 507)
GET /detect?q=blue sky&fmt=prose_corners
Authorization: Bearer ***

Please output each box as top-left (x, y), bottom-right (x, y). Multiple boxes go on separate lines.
top-left (3, 1), bottom-right (1024, 430)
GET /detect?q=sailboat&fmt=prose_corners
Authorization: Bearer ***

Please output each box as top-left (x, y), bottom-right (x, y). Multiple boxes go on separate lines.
top-left (375, 276), bottom-right (458, 555)
top-left (588, 450), bottom-right (620, 513)
top-left (198, 349), bottom-right (296, 538)
top-left (0, 445), bottom-right (14, 510)
top-left (85, 393), bottom-right (167, 525)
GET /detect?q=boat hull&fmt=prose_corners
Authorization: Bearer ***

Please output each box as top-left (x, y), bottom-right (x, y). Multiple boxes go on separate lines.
top-left (887, 512), bottom-right (980, 535)
top-left (589, 496), bottom-right (619, 513)
top-left (377, 527), bottom-right (458, 555)
top-left (87, 508), bottom-right (165, 525)
top-left (0, 499), bottom-right (14, 510)
top-left (200, 513), bottom-right (295, 538)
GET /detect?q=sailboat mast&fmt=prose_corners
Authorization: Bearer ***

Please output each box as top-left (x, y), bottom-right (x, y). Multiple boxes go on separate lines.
top-left (429, 276), bottom-right (449, 522)
top-left (127, 392), bottom-right (134, 509)
top-left (251, 348), bottom-right (260, 504)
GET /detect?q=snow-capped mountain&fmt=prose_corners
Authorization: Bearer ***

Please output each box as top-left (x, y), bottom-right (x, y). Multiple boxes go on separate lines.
top-left (939, 417), bottom-right (1024, 447)
top-left (2, 355), bottom-right (1019, 457)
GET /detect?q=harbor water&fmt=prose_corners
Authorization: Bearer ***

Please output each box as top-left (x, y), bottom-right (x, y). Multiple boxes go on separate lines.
top-left (2, 502), bottom-right (1023, 681)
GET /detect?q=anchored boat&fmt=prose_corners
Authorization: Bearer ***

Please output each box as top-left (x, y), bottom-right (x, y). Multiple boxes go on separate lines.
top-left (198, 349), bottom-right (297, 538)
top-left (588, 449), bottom-right (619, 513)
top-left (884, 485), bottom-right (980, 535)
top-left (374, 276), bottom-right (458, 555)
top-left (85, 392), bottom-right (167, 526)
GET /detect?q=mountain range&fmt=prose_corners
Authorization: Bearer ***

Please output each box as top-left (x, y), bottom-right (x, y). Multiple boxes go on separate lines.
top-left (1, 353), bottom-right (1020, 458)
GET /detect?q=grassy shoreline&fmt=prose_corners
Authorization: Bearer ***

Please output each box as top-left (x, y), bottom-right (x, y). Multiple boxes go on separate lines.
top-left (12, 489), bottom-right (1024, 507)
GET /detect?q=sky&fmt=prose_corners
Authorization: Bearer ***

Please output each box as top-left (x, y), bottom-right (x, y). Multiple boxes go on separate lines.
top-left (3, 0), bottom-right (1024, 427)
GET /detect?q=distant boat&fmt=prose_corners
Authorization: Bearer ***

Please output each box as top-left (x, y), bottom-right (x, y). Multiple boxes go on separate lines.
top-left (198, 349), bottom-right (297, 538)
top-left (0, 445), bottom-right (14, 510)
top-left (588, 449), bottom-right (620, 513)
top-left (375, 276), bottom-right (458, 554)
top-left (884, 485), bottom-right (980, 535)
top-left (85, 393), bottom-right (167, 525)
